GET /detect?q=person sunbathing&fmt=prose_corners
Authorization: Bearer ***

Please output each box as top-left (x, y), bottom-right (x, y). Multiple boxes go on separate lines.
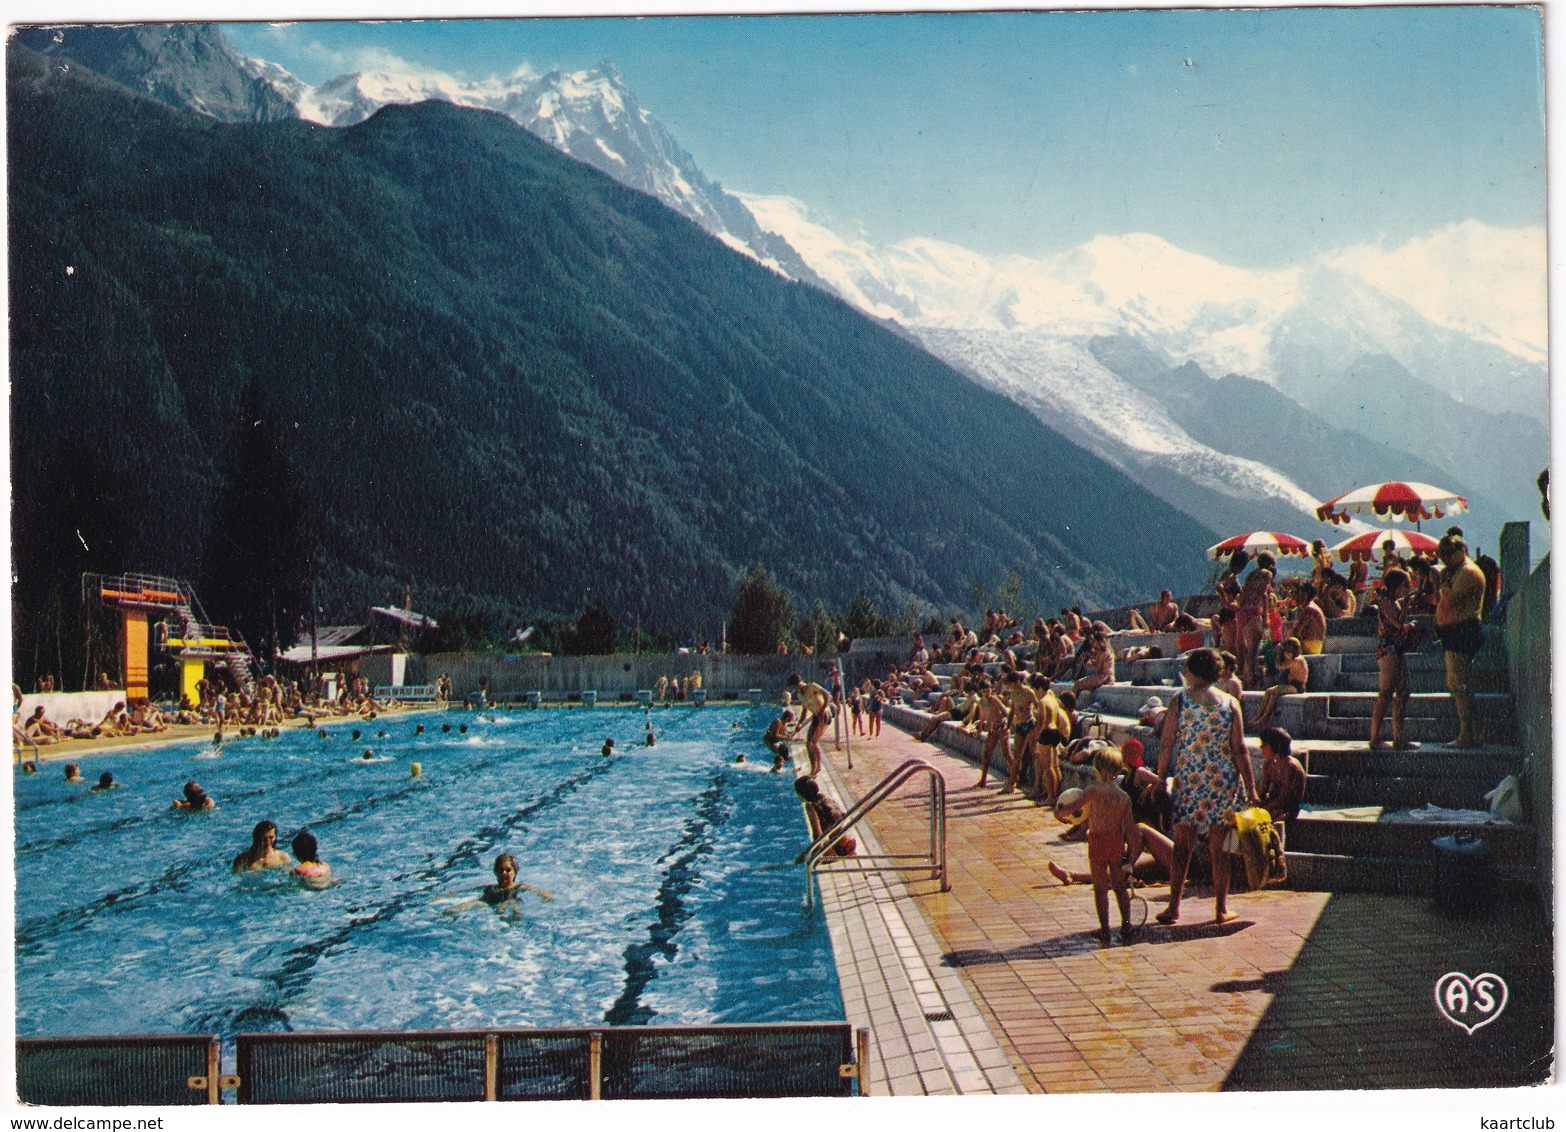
top-left (1148, 591), bottom-right (1180, 632)
top-left (22, 706), bottom-right (62, 744)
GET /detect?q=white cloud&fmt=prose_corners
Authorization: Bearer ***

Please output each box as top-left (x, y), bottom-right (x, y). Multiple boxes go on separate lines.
top-left (1323, 221), bottom-right (1546, 363)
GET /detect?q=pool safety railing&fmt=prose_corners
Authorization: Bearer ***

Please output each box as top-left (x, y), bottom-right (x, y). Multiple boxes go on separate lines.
top-left (18, 1024), bottom-right (868, 1105)
top-left (799, 758), bottom-right (949, 906)
top-left (17, 1035), bottom-right (228, 1106)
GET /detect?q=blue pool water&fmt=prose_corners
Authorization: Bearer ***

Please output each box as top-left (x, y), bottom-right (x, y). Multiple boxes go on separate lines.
top-left (15, 706), bottom-right (842, 1037)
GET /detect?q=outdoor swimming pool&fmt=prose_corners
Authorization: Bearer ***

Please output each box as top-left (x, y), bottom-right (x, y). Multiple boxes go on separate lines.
top-left (15, 706), bottom-right (843, 1039)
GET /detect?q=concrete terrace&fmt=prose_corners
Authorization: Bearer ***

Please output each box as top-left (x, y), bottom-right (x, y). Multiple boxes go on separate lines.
top-left (819, 724), bottom-right (1552, 1092)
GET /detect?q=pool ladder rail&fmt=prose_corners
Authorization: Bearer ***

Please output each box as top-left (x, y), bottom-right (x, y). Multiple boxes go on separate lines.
top-left (799, 758), bottom-right (949, 906)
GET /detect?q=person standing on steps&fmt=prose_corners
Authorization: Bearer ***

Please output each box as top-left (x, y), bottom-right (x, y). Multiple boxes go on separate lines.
top-left (1154, 648), bottom-right (1257, 926)
top-left (1435, 534), bottom-right (1486, 749)
top-left (1370, 567), bottom-right (1421, 751)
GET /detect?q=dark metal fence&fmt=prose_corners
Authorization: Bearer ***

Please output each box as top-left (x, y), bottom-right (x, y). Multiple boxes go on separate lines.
top-left (17, 1035), bottom-right (220, 1106)
top-left (18, 1024), bottom-right (864, 1105)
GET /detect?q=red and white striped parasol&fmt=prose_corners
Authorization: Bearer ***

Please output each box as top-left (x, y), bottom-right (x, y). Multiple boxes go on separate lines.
top-left (1206, 531), bottom-right (1311, 562)
top-left (1315, 482), bottom-right (1467, 525)
top-left (1330, 529), bottom-right (1441, 562)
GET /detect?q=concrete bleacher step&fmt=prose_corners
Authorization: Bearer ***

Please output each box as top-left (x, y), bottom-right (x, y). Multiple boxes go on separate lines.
top-left (1071, 684), bottom-right (1515, 744)
top-left (1278, 811), bottom-right (1536, 895)
top-left (1304, 773), bottom-right (1505, 811)
top-left (1281, 853), bottom-right (1433, 896)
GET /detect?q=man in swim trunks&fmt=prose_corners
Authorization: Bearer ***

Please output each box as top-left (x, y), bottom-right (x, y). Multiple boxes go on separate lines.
top-left (1287, 582), bottom-right (1327, 655)
top-left (998, 672), bottom-right (1040, 795)
top-left (787, 674), bottom-right (831, 775)
top-left (1436, 535), bottom-right (1487, 748)
top-left (1010, 673), bottom-right (1070, 801)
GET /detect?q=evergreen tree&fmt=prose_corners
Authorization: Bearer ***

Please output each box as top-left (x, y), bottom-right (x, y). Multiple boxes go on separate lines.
top-left (841, 588), bottom-right (893, 645)
top-left (804, 598), bottom-right (839, 656)
top-left (728, 568), bottom-right (794, 654)
top-left (575, 602), bottom-right (619, 655)
top-left (198, 376), bottom-right (317, 667)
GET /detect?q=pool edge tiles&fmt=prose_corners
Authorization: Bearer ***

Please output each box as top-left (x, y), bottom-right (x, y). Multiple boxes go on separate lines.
top-left (812, 762), bottom-right (1025, 1097)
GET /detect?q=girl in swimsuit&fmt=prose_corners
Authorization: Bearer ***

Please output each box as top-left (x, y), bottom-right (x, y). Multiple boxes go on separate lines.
top-left (1250, 637), bottom-right (1308, 730)
top-left (290, 829), bottom-right (333, 884)
top-left (1215, 550), bottom-right (1249, 653)
top-left (1236, 562), bottom-right (1276, 689)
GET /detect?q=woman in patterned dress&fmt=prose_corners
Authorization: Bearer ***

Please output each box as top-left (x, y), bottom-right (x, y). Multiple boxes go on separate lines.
top-left (1154, 648), bottom-right (1258, 925)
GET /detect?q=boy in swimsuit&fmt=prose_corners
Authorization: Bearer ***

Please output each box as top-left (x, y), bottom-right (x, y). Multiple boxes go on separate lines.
top-left (975, 679), bottom-right (1009, 789)
top-left (764, 711), bottom-right (793, 759)
top-left (1060, 747), bottom-right (1141, 943)
top-left (1257, 728), bottom-right (1306, 825)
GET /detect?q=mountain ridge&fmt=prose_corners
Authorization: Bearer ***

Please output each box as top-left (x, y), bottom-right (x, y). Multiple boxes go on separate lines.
top-left (9, 42), bottom-right (1216, 660)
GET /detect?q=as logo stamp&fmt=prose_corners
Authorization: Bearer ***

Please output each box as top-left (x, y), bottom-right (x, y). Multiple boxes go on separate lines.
top-left (1434, 971), bottom-right (1508, 1034)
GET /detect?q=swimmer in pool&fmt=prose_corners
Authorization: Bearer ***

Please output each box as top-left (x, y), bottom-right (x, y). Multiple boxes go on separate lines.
top-left (601, 737), bottom-right (615, 757)
top-left (172, 780), bottom-right (216, 811)
top-left (290, 829), bottom-right (333, 885)
top-left (63, 762), bottom-right (85, 784)
top-left (645, 731), bottom-right (657, 747)
top-left (442, 854), bottom-right (553, 914)
top-left (91, 772), bottom-right (119, 792)
top-left (232, 820), bottom-right (293, 871)
top-left (361, 749), bottom-right (375, 760)
top-left (415, 724), bottom-right (425, 736)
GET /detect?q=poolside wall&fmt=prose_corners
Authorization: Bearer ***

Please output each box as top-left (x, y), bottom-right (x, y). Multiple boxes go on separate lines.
top-left (395, 652), bottom-right (841, 699)
top-left (15, 691), bottom-right (129, 731)
top-left (1501, 543), bottom-right (1551, 912)
top-left (382, 635), bottom-right (923, 701)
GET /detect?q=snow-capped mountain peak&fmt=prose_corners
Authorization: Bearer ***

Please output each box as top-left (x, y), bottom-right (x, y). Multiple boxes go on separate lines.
top-left (245, 52), bottom-right (823, 286)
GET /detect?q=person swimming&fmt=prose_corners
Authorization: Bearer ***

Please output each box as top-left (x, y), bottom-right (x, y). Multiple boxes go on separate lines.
top-left (232, 820), bottom-right (293, 871)
top-left (441, 854), bottom-right (553, 914)
top-left (361, 749), bottom-right (375, 760)
top-left (172, 780), bottom-right (215, 811)
top-left (459, 724), bottom-right (468, 734)
top-left (91, 772), bottom-right (118, 792)
top-left (63, 762), bottom-right (84, 784)
top-left (290, 829), bottom-right (333, 884)
top-left (415, 724), bottom-right (425, 736)
top-left (601, 737), bottom-right (615, 757)
top-left (645, 731), bottom-right (657, 747)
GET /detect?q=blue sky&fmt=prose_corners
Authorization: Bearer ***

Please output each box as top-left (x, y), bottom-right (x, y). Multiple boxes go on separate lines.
top-left (220, 8), bottom-right (1544, 269)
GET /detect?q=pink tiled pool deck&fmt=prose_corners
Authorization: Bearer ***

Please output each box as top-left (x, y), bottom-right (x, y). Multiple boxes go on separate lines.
top-left (821, 723), bottom-right (1552, 1093)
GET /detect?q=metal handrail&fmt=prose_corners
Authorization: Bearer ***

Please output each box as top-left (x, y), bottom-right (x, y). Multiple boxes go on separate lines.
top-left (799, 758), bottom-right (948, 905)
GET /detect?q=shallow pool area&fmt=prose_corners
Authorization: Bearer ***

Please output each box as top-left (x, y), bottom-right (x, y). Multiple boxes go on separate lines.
top-left (15, 706), bottom-right (842, 1038)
